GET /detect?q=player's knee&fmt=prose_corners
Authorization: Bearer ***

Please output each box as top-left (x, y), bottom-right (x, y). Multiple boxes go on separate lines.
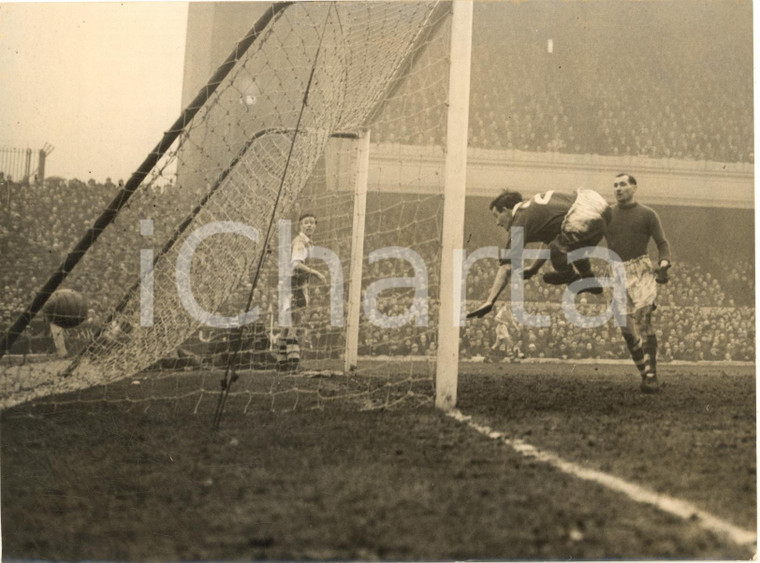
top-left (573, 257), bottom-right (593, 276)
top-left (632, 306), bottom-right (652, 328)
top-left (549, 241), bottom-right (569, 271)
top-left (620, 326), bottom-right (638, 346)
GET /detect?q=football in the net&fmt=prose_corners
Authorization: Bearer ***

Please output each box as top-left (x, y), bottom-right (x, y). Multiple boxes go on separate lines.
top-left (43, 289), bottom-right (88, 328)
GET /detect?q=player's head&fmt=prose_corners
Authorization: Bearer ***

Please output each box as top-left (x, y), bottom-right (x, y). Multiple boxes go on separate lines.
top-left (489, 190), bottom-right (522, 230)
top-left (298, 212), bottom-right (317, 236)
top-left (613, 173), bottom-right (637, 204)
top-left (490, 190), bottom-right (523, 213)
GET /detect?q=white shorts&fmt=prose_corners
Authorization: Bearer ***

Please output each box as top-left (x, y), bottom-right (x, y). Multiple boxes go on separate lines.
top-left (557, 188), bottom-right (611, 250)
top-left (618, 255), bottom-right (657, 313)
top-left (495, 323), bottom-right (511, 341)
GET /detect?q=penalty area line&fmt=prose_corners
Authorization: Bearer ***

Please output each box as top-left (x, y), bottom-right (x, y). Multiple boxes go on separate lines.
top-left (447, 409), bottom-right (757, 550)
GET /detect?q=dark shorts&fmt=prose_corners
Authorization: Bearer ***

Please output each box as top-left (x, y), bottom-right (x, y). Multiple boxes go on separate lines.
top-left (293, 286), bottom-right (309, 310)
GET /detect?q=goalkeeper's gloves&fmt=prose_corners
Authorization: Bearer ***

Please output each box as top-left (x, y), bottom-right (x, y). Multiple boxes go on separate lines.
top-left (467, 301), bottom-right (494, 319)
top-left (655, 260), bottom-right (671, 284)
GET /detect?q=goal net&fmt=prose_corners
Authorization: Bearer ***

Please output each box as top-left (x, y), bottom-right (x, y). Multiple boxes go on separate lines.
top-left (1, 2), bottom-right (460, 413)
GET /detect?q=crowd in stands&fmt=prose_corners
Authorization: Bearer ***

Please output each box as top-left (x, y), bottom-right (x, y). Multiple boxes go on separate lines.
top-left (0, 177), bottom-right (121, 320)
top-left (0, 174), bottom-right (754, 365)
top-left (295, 257), bottom-right (755, 364)
top-left (454, 301), bottom-right (755, 364)
top-left (372, 2), bottom-right (753, 164)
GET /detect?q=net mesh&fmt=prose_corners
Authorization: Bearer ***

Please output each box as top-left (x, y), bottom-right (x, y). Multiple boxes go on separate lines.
top-left (1, 2), bottom-right (452, 412)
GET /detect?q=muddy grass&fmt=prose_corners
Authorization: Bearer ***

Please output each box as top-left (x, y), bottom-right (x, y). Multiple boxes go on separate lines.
top-left (1, 362), bottom-right (755, 560)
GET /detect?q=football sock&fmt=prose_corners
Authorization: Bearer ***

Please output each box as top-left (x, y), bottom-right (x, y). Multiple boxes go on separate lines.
top-left (573, 257), bottom-right (594, 278)
top-left (645, 334), bottom-right (658, 374)
top-left (623, 333), bottom-right (647, 375)
top-left (276, 334), bottom-right (288, 364)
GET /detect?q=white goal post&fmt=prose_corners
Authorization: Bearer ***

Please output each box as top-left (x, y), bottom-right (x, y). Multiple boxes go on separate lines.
top-left (435, 0), bottom-right (473, 410)
top-left (336, 1), bottom-right (472, 409)
top-left (343, 132), bottom-right (371, 375)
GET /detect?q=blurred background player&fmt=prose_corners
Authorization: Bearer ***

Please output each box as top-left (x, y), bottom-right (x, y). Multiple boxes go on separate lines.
top-left (607, 173), bottom-right (671, 393)
top-left (490, 303), bottom-right (517, 360)
top-left (468, 187), bottom-right (611, 319)
top-left (277, 212), bottom-right (326, 371)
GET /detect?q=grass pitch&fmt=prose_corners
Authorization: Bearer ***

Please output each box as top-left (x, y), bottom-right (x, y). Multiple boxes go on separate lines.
top-left (1, 361), bottom-right (755, 560)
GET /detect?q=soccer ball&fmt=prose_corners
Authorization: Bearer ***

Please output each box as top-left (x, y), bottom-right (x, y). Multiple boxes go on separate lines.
top-left (43, 289), bottom-right (88, 328)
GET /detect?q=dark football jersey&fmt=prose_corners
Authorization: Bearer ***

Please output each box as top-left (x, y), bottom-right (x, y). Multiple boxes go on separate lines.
top-left (606, 202), bottom-right (671, 263)
top-left (511, 190), bottom-right (576, 244)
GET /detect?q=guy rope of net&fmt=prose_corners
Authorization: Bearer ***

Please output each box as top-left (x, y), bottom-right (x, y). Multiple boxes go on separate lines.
top-left (212, 4), bottom-right (335, 430)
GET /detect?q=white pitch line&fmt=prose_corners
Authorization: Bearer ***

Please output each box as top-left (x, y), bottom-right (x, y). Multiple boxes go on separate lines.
top-left (447, 409), bottom-right (757, 550)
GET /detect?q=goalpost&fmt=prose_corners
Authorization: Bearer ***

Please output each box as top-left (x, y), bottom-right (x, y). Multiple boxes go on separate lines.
top-left (0, 1), bottom-right (473, 415)
top-left (436, 0), bottom-right (473, 410)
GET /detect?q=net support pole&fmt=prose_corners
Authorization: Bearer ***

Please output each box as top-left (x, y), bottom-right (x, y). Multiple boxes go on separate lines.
top-left (435, 0), bottom-right (472, 411)
top-left (37, 149), bottom-right (46, 186)
top-left (344, 132), bottom-right (371, 373)
top-left (24, 148), bottom-right (32, 185)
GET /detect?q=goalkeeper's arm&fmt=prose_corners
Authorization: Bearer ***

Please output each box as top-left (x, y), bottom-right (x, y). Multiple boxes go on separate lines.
top-left (655, 259), bottom-right (671, 284)
top-left (468, 263), bottom-right (511, 318)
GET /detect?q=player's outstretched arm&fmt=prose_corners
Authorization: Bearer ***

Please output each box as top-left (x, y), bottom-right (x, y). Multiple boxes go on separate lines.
top-left (467, 263), bottom-right (511, 319)
top-left (467, 302), bottom-right (493, 319)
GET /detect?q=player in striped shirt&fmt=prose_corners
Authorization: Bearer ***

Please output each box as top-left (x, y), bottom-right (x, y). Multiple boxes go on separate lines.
top-left (606, 173), bottom-right (671, 393)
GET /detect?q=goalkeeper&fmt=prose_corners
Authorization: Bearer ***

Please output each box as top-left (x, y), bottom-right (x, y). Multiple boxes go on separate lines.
top-left (607, 173), bottom-right (671, 393)
top-left (468, 187), bottom-right (612, 320)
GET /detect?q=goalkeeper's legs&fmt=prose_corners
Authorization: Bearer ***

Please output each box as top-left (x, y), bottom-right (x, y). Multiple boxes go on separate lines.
top-left (621, 317), bottom-right (658, 393)
top-left (645, 334), bottom-right (657, 377)
top-left (621, 327), bottom-right (648, 377)
top-left (635, 305), bottom-right (657, 376)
